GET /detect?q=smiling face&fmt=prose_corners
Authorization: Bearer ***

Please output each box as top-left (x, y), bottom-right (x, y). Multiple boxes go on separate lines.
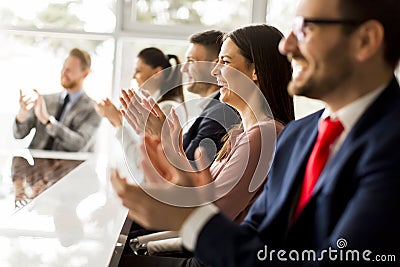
top-left (279, 0), bottom-right (355, 101)
top-left (180, 43), bottom-right (218, 97)
top-left (60, 56), bottom-right (88, 92)
top-left (211, 37), bottom-right (256, 111)
top-left (132, 58), bottom-right (162, 88)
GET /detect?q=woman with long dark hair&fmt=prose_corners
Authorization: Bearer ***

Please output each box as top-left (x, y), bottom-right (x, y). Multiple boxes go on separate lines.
top-left (208, 24), bottom-right (294, 222)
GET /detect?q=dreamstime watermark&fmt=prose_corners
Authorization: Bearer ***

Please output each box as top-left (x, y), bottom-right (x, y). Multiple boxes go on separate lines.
top-left (257, 238), bottom-right (397, 263)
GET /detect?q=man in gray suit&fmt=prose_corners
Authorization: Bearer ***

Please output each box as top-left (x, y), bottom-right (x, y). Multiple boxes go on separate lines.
top-left (13, 48), bottom-right (101, 152)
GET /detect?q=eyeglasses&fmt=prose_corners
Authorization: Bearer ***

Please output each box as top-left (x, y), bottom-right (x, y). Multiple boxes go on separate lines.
top-left (293, 16), bottom-right (365, 42)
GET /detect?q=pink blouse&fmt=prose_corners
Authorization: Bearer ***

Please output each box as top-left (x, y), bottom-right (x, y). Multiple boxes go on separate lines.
top-left (210, 119), bottom-right (284, 223)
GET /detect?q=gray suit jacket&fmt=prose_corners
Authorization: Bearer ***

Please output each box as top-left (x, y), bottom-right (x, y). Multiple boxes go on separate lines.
top-left (13, 92), bottom-right (101, 152)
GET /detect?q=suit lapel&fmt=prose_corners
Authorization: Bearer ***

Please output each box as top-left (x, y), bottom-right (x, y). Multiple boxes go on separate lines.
top-left (262, 113), bottom-right (322, 228)
top-left (47, 93), bottom-right (62, 118)
top-left (282, 123), bottom-right (318, 195)
top-left (312, 77), bottom-right (400, 199)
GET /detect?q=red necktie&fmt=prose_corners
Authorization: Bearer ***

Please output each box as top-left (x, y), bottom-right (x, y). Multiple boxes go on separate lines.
top-left (293, 117), bottom-right (344, 221)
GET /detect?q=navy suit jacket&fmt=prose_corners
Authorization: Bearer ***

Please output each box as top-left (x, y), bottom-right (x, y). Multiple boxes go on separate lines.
top-left (195, 78), bottom-right (400, 266)
top-left (182, 93), bottom-right (241, 161)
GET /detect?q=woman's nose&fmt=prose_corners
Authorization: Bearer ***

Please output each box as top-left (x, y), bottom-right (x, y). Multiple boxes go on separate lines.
top-left (278, 31), bottom-right (299, 56)
top-left (211, 62), bottom-right (222, 77)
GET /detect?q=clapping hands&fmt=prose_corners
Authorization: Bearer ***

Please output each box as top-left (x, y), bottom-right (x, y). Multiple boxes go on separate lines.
top-left (33, 89), bottom-right (50, 124)
top-left (94, 98), bottom-right (122, 127)
top-left (17, 89), bottom-right (50, 125)
top-left (119, 88), bottom-right (168, 138)
top-left (16, 89), bottom-right (37, 123)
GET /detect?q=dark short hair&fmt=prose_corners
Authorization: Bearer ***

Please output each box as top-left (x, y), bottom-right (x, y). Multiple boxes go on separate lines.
top-left (69, 48), bottom-right (91, 70)
top-left (188, 30), bottom-right (225, 60)
top-left (338, 0), bottom-right (400, 68)
top-left (226, 24), bottom-right (295, 125)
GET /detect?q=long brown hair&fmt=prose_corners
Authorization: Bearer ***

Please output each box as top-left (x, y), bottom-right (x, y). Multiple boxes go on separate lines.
top-left (216, 24), bottom-right (294, 161)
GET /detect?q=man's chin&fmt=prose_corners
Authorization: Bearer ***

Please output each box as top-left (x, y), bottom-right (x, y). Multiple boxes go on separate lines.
top-left (288, 80), bottom-right (322, 100)
top-left (287, 80), bottom-right (299, 97)
top-left (61, 82), bottom-right (75, 90)
top-left (186, 84), bottom-right (200, 94)
top-left (61, 82), bottom-right (70, 89)
top-left (287, 79), bottom-right (309, 97)
top-left (185, 83), bottom-right (194, 91)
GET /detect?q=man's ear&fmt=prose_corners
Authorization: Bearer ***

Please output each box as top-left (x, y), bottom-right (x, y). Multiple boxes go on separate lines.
top-left (353, 20), bottom-right (384, 62)
top-left (83, 68), bottom-right (90, 78)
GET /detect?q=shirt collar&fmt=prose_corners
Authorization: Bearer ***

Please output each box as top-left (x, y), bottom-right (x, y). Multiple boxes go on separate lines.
top-left (60, 89), bottom-right (84, 105)
top-left (320, 83), bottom-right (387, 131)
top-left (197, 90), bottom-right (219, 110)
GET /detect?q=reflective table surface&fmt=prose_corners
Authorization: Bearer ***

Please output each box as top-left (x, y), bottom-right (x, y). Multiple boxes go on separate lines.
top-left (0, 149), bottom-right (128, 267)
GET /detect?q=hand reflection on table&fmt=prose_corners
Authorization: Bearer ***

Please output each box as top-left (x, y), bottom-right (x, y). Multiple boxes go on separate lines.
top-left (11, 156), bottom-right (84, 209)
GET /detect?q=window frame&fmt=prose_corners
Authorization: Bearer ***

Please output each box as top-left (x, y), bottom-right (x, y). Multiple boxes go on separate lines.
top-left (1, 0), bottom-right (269, 99)
top-left (122, 0), bottom-right (268, 40)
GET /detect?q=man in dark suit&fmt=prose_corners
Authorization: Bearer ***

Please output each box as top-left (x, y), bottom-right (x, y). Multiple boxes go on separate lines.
top-left (13, 48), bottom-right (101, 152)
top-left (111, 0), bottom-right (400, 266)
top-left (181, 30), bottom-right (241, 162)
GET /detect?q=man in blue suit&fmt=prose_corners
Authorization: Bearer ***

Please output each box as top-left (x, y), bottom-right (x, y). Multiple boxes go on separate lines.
top-left (111, 0), bottom-right (400, 266)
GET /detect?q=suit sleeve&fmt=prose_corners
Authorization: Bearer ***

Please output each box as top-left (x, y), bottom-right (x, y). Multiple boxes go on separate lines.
top-left (13, 111), bottom-right (37, 139)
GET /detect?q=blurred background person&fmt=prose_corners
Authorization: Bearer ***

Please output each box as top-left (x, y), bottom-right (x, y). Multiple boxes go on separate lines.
top-left (13, 48), bottom-right (101, 152)
top-left (96, 47), bottom-right (186, 129)
top-left (95, 47), bottom-right (186, 182)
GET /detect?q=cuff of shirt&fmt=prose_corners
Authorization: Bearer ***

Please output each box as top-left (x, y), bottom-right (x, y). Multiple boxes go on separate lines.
top-left (180, 204), bottom-right (219, 251)
top-left (46, 117), bottom-right (58, 135)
